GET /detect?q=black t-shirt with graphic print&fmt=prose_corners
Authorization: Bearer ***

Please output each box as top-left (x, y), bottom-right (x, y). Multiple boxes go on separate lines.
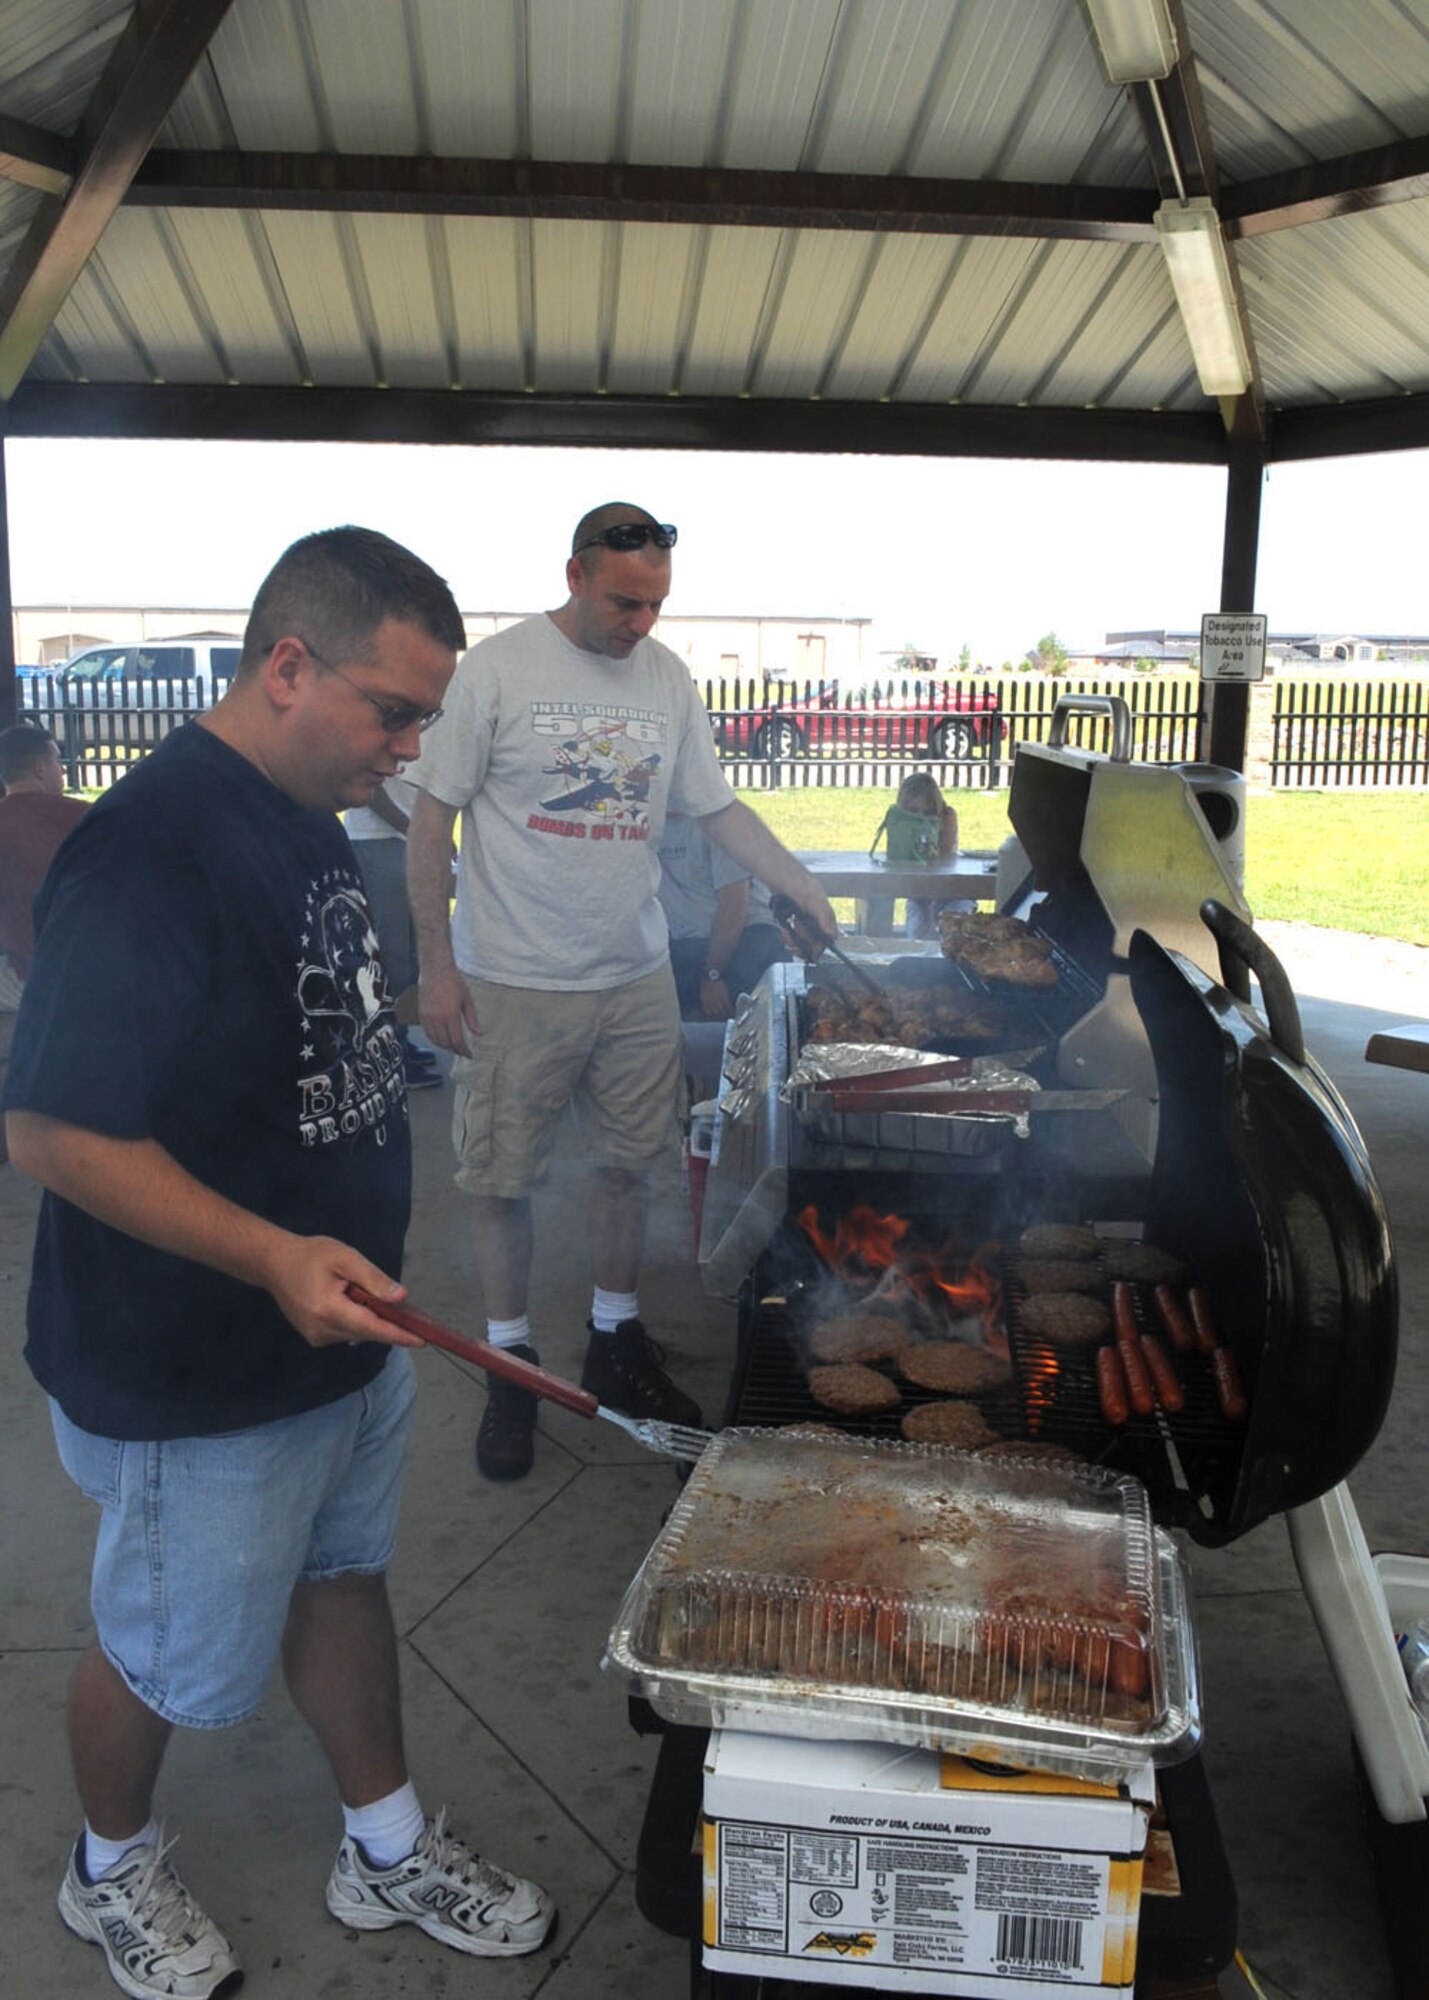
top-left (3, 723), bottom-right (410, 1440)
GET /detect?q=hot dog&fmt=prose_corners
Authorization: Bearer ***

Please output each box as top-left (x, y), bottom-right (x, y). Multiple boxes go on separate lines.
top-left (1140, 1332), bottom-right (1185, 1413)
top-left (1154, 1284), bottom-right (1195, 1353)
top-left (1210, 1346), bottom-right (1248, 1423)
top-left (1119, 1339), bottom-right (1154, 1418)
top-left (1096, 1343), bottom-right (1130, 1426)
top-left (1187, 1286), bottom-right (1220, 1355)
top-left (1112, 1284), bottom-right (1155, 1416)
top-left (1113, 1281), bottom-right (1139, 1347)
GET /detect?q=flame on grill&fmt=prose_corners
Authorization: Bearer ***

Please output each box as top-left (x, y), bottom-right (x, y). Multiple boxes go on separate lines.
top-left (794, 1204), bottom-right (1003, 1335)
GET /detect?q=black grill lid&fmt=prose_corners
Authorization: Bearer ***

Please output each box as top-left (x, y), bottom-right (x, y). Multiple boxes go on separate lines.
top-left (1130, 907), bottom-right (1397, 1543)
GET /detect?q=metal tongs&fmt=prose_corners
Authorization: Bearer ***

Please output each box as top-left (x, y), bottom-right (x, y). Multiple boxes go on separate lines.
top-left (347, 1286), bottom-right (714, 1461)
top-left (771, 891), bottom-right (883, 998)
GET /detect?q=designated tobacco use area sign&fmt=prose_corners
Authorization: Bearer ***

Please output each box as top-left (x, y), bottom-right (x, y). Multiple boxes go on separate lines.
top-left (1199, 614), bottom-right (1268, 683)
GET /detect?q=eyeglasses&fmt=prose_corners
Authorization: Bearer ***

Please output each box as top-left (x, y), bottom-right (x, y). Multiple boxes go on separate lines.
top-left (573, 521), bottom-right (678, 556)
top-left (287, 639), bottom-right (444, 736)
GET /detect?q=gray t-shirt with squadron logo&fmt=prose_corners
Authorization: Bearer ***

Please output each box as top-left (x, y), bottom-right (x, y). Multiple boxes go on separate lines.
top-left (407, 613), bottom-right (734, 990)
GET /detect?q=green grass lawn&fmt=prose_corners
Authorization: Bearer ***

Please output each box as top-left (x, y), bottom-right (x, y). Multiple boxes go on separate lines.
top-left (741, 783), bottom-right (1429, 945)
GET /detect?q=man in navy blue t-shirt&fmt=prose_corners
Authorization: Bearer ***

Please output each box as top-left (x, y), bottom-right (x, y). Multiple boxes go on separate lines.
top-left (3, 528), bottom-right (556, 2000)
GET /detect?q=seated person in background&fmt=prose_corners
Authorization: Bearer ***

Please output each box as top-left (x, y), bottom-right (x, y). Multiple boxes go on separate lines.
top-left (658, 809), bottom-right (787, 1019)
top-left (0, 724), bottom-right (88, 1014)
top-left (864, 772), bottom-right (972, 944)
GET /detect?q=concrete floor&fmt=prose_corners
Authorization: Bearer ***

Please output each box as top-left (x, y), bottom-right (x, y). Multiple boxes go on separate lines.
top-left (1, 925), bottom-right (1426, 2000)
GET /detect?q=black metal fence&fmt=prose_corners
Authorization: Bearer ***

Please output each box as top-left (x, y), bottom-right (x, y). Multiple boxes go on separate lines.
top-left (1270, 678), bottom-right (1429, 788)
top-left (16, 668), bottom-right (1429, 792)
top-left (17, 673), bottom-right (229, 789)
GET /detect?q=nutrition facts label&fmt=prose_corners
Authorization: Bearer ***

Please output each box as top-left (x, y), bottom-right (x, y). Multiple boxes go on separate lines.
top-left (715, 1820), bottom-right (1125, 1991)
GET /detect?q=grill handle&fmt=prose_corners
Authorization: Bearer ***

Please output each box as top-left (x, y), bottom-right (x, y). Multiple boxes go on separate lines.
top-left (1047, 693), bottom-right (1132, 762)
top-left (1199, 897), bottom-right (1305, 1063)
top-left (345, 1285), bottom-right (601, 1417)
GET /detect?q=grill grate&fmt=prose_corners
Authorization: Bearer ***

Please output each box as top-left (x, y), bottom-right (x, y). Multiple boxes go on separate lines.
top-left (799, 938), bottom-right (1097, 1059)
top-left (731, 1240), bottom-right (1246, 1524)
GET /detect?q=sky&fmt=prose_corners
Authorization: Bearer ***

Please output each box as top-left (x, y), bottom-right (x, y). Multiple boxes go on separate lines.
top-left (6, 434), bottom-right (1426, 666)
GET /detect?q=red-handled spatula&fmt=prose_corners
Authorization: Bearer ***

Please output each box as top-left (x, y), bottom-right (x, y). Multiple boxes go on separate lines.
top-left (347, 1286), bottom-right (714, 1461)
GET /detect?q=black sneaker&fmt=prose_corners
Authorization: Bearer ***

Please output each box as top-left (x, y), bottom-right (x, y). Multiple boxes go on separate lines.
top-left (475, 1345), bottom-right (539, 1481)
top-left (403, 1051), bottom-right (443, 1090)
top-left (581, 1320), bottom-right (703, 1430)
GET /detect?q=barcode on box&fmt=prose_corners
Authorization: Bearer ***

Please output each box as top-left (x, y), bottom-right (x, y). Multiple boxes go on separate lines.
top-left (996, 1911), bottom-right (1084, 1970)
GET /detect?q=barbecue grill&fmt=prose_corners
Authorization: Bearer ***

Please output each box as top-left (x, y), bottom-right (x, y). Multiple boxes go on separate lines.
top-left (623, 696), bottom-right (1411, 1995)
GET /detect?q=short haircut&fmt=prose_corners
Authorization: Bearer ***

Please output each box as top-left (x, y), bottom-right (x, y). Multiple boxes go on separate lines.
top-left (241, 525), bottom-right (466, 673)
top-left (0, 722), bottom-right (58, 787)
top-left (570, 501), bottom-right (662, 574)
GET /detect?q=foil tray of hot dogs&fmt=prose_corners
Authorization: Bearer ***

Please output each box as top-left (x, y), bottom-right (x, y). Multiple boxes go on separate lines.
top-left (604, 1427), bottom-right (1202, 1782)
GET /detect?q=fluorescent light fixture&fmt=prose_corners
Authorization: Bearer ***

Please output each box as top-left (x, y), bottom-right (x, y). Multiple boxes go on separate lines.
top-left (1154, 196), bottom-right (1253, 398)
top-left (1084, 0), bottom-right (1178, 82)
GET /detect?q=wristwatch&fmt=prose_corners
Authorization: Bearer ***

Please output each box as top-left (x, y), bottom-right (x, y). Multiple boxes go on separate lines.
top-left (703, 966), bottom-right (725, 983)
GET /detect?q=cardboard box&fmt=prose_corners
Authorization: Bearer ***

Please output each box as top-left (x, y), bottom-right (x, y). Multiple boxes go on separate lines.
top-left (702, 1732), bottom-right (1154, 1996)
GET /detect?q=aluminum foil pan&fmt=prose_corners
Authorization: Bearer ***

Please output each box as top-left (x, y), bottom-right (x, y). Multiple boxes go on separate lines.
top-left (784, 1049), bottom-right (1042, 1149)
top-left (605, 1427), bottom-right (1201, 1782)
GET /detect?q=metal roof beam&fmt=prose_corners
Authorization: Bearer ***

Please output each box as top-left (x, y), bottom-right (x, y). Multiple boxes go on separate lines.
top-left (0, 113), bottom-right (75, 198)
top-left (24, 128), bottom-right (1429, 249)
top-left (125, 150), bottom-right (1159, 243)
top-left (1267, 392), bottom-right (1429, 462)
top-left (1223, 135), bottom-right (1429, 238)
top-left (0, 381), bottom-right (1229, 466)
top-left (0, 0), bottom-right (239, 402)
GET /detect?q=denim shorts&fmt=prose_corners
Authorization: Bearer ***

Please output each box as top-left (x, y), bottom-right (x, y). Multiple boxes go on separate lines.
top-left (50, 1348), bottom-right (416, 1730)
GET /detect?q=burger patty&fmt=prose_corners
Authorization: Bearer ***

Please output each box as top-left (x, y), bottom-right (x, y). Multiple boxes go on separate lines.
top-left (1019, 1223), bottom-right (1101, 1261)
top-left (809, 1311), bottom-right (912, 1366)
top-left (1098, 1240), bottom-right (1190, 1286)
top-left (1016, 1292), bottom-right (1112, 1346)
top-left (898, 1343), bottom-right (1013, 1395)
top-left (1017, 1258), bottom-right (1105, 1297)
top-left (901, 1399), bottom-right (999, 1446)
top-left (807, 1362), bottom-right (903, 1415)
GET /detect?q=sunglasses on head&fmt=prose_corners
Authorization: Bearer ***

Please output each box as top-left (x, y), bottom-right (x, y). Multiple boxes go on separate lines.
top-left (573, 521), bottom-right (678, 555)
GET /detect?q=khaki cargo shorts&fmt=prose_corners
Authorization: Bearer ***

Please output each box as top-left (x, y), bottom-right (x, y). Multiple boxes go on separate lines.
top-left (451, 963), bottom-right (683, 1197)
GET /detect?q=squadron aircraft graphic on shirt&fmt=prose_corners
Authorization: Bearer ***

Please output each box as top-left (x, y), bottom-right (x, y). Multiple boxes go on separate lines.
top-left (529, 701), bottom-right (667, 838)
top-left (293, 872), bottom-right (406, 1149)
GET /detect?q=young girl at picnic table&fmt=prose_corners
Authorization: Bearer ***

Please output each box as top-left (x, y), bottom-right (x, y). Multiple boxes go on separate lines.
top-left (873, 770), bottom-right (974, 939)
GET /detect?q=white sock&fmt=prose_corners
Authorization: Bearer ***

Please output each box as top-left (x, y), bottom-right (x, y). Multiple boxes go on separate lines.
top-left (83, 1818), bottom-right (158, 1883)
top-left (343, 1781), bottom-right (426, 1869)
top-left (486, 1313), bottom-right (532, 1351)
top-left (591, 1288), bottom-right (638, 1335)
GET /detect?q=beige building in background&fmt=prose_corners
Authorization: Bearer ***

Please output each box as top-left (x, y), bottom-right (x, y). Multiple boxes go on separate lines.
top-left (13, 605), bottom-right (873, 684)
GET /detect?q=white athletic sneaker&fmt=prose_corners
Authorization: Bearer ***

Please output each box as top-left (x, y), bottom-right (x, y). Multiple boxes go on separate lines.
top-left (58, 1832), bottom-right (242, 2000)
top-left (325, 1807), bottom-right (556, 1958)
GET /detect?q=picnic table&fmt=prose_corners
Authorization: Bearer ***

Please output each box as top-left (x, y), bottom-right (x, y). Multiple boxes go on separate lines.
top-left (796, 847), bottom-right (999, 931)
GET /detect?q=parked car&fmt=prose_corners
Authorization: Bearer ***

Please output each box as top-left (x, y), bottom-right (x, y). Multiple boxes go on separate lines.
top-left (58, 638), bottom-right (241, 695)
top-left (58, 639), bottom-right (242, 756)
top-left (710, 678), bottom-right (1004, 759)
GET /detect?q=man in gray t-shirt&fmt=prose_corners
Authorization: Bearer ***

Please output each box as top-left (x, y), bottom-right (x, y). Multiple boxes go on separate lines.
top-left (406, 503), bottom-right (835, 1481)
